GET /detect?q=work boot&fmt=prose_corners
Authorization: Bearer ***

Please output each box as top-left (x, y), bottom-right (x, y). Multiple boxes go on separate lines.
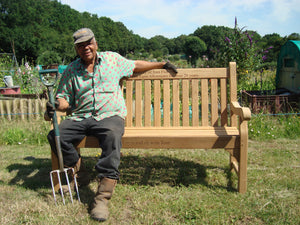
top-left (90, 177), bottom-right (117, 222)
top-left (61, 157), bottom-right (91, 193)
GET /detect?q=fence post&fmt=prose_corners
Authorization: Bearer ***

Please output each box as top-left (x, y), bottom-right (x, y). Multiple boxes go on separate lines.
top-left (0, 100), bottom-right (4, 119)
top-left (5, 100), bottom-right (11, 120)
top-left (27, 99), bottom-right (32, 120)
top-left (20, 99), bottom-right (25, 121)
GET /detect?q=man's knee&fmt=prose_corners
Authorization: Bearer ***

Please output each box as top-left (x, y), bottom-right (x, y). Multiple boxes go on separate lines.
top-left (103, 129), bottom-right (122, 143)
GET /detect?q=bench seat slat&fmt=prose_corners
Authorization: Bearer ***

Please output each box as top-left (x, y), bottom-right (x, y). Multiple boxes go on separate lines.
top-left (76, 127), bottom-right (240, 149)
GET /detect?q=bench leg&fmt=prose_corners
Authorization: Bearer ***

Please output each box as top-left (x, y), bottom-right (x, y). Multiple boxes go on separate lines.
top-left (238, 149), bottom-right (247, 193)
top-left (51, 151), bottom-right (60, 192)
top-left (50, 148), bottom-right (82, 192)
top-left (227, 146), bottom-right (247, 193)
top-left (238, 121), bottom-right (248, 193)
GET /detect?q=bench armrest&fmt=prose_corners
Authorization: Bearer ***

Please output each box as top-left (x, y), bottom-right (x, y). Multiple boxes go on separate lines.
top-left (230, 101), bottom-right (251, 121)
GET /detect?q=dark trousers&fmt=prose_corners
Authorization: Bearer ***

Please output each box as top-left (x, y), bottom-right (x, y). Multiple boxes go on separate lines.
top-left (47, 116), bottom-right (125, 180)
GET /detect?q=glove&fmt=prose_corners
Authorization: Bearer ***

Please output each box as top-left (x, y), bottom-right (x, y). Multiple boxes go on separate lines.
top-left (45, 100), bottom-right (59, 119)
top-left (163, 62), bottom-right (178, 74)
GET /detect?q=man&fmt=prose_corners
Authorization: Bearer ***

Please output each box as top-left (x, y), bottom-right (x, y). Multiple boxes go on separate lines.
top-left (46, 28), bottom-right (177, 222)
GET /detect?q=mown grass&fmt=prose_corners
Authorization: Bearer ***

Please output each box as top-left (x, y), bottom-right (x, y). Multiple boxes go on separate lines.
top-left (0, 138), bottom-right (299, 224)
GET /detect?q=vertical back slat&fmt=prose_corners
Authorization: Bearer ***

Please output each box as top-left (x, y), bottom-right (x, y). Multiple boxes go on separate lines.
top-left (229, 62), bottom-right (238, 127)
top-left (172, 80), bottom-right (180, 126)
top-left (220, 78), bottom-right (228, 126)
top-left (154, 80), bottom-right (161, 126)
top-left (182, 79), bottom-right (189, 126)
top-left (201, 79), bottom-right (209, 126)
top-left (144, 80), bottom-right (152, 127)
top-left (163, 80), bottom-right (171, 127)
top-left (192, 79), bottom-right (199, 126)
top-left (135, 80), bottom-right (142, 127)
top-left (125, 80), bottom-right (133, 127)
top-left (211, 78), bottom-right (218, 126)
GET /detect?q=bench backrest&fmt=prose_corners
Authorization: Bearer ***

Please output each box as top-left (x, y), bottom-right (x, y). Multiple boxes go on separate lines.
top-left (123, 62), bottom-right (238, 128)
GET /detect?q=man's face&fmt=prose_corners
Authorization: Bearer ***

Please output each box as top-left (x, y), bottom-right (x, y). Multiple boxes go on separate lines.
top-left (75, 38), bottom-right (98, 64)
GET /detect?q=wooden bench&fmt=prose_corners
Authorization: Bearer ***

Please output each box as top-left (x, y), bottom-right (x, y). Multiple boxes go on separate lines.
top-left (51, 62), bottom-right (251, 193)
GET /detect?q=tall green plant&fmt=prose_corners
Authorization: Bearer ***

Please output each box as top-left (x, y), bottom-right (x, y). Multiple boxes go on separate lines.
top-left (222, 18), bottom-right (274, 91)
top-left (14, 60), bottom-right (45, 94)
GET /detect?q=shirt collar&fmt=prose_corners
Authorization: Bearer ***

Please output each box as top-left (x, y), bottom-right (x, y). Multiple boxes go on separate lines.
top-left (77, 52), bottom-right (101, 70)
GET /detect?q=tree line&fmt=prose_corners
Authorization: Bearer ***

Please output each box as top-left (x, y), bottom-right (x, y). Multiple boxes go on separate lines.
top-left (1, 0), bottom-right (299, 67)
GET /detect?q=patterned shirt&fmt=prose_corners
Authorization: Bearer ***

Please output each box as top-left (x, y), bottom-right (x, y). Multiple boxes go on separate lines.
top-left (56, 51), bottom-right (135, 121)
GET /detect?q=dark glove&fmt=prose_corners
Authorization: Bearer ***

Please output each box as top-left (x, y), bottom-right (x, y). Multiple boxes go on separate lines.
top-left (163, 62), bottom-right (178, 74)
top-left (46, 100), bottom-right (59, 118)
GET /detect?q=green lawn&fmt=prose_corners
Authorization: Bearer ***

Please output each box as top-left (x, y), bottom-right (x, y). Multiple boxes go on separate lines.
top-left (0, 139), bottom-right (299, 224)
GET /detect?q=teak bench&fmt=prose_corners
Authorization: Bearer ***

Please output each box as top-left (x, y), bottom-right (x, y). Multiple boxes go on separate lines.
top-left (51, 62), bottom-right (251, 193)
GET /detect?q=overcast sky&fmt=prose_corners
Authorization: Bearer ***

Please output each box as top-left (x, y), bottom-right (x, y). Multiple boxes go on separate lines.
top-left (60, 0), bottom-right (300, 39)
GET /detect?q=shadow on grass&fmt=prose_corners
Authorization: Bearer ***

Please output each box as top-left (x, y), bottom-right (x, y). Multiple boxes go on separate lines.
top-left (118, 155), bottom-right (236, 192)
top-left (6, 156), bottom-right (52, 190)
top-left (6, 154), bottom-right (236, 203)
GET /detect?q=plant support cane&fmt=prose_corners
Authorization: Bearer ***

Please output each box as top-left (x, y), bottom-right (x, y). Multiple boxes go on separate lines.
top-left (39, 69), bottom-right (80, 205)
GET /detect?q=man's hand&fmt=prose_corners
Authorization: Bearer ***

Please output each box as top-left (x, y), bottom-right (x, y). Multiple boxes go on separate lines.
top-left (163, 62), bottom-right (178, 74)
top-left (45, 100), bottom-right (60, 119)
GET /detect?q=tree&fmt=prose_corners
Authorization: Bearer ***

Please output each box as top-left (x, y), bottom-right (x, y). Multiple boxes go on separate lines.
top-left (173, 35), bottom-right (188, 54)
top-left (0, 0), bottom-right (150, 64)
top-left (183, 36), bottom-right (207, 66)
top-left (193, 25), bottom-right (231, 60)
top-left (260, 33), bottom-right (285, 63)
top-left (287, 33), bottom-right (300, 40)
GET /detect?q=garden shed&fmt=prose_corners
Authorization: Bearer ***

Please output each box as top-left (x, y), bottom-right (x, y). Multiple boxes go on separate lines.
top-left (276, 40), bottom-right (300, 94)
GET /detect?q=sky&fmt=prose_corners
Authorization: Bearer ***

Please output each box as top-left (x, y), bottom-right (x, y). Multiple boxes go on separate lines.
top-left (60, 0), bottom-right (300, 39)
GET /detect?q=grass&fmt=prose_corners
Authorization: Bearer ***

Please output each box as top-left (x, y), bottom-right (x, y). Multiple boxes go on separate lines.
top-left (0, 138), bottom-right (299, 224)
top-left (249, 114), bottom-right (300, 140)
top-left (0, 119), bottom-right (50, 145)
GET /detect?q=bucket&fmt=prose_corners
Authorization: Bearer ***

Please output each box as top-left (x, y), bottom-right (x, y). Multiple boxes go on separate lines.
top-left (3, 76), bottom-right (14, 87)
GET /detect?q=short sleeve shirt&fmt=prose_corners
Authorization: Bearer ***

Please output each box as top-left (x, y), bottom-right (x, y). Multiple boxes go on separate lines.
top-left (56, 51), bottom-right (135, 121)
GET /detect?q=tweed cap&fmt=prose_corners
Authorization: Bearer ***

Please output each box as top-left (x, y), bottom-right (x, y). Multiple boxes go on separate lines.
top-left (73, 28), bottom-right (94, 44)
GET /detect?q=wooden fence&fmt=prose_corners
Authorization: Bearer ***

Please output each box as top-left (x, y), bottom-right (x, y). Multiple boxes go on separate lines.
top-left (0, 98), bottom-right (47, 120)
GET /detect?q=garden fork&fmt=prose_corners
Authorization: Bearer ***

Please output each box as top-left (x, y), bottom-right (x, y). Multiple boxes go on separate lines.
top-left (39, 68), bottom-right (80, 205)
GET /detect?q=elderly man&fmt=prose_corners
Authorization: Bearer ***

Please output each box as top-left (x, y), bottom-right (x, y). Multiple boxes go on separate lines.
top-left (46, 28), bottom-right (177, 221)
